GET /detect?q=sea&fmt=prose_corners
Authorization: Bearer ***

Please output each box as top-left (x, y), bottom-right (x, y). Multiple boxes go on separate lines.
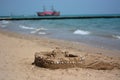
top-left (0, 15), bottom-right (120, 50)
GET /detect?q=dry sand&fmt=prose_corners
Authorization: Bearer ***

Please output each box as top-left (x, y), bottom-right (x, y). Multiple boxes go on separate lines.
top-left (0, 29), bottom-right (120, 80)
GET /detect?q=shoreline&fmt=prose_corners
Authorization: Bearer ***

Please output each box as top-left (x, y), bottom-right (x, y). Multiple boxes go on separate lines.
top-left (0, 29), bottom-right (120, 80)
top-left (0, 28), bottom-right (120, 57)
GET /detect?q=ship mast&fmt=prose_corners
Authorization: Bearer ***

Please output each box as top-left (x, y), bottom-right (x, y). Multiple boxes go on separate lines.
top-left (51, 5), bottom-right (55, 11)
top-left (43, 5), bottom-right (46, 11)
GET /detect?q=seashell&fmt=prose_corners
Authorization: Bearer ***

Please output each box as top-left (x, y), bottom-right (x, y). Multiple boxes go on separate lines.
top-left (81, 57), bottom-right (85, 61)
top-left (56, 61), bottom-right (59, 64)
top-left (40, 57), bottom-right (43, 59)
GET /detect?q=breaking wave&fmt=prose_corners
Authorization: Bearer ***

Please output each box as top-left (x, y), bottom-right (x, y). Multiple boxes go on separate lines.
top-left (37, 27), bottom-right (48, 31)
top-left (0, 20), bottom-right (10, 28)
top-left (112, 35), bottom-right (120, 39)
top-left (38, 32), bottom-right (46, 35)
top-left (73, 29), bottom-right (90, 35)
top-left (0, 24), bottom-right (6, 28)
top-left (1, 20), bottom-right (10, 24)
top-left (19, 25), bottom-right (35, 30)
top-left (30, 28), bottom-right (48, 34)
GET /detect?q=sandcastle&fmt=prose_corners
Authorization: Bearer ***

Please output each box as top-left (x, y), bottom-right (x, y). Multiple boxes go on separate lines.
top-left (33, 48), bottom-right (120, 70)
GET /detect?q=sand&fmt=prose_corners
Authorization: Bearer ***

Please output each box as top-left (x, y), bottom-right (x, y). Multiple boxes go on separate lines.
top-left (0, 29), bottom-right (120, 80)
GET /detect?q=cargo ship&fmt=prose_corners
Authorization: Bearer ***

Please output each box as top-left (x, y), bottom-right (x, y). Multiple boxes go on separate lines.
top-left (37, 6), bottom-right (60, 16)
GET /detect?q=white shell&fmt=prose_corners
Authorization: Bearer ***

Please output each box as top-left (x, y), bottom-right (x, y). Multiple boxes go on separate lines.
top-left (56, 61), bottom-right (59, 64)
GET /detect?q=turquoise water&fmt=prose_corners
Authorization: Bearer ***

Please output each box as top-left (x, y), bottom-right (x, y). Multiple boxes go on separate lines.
top-left (0, 18), bottom-right (120, 50)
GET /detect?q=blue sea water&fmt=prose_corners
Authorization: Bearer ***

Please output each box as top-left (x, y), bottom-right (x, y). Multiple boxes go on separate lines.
top-left (0, 18), bottom-right (120, 50)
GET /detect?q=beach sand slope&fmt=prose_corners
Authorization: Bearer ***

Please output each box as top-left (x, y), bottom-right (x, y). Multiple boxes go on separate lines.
top-left (0, 31), bottom-right (120, 80)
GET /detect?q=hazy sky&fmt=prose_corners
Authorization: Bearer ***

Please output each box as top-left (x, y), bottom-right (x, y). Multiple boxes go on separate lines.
top-left (0, 0), bottom-right (120, 16)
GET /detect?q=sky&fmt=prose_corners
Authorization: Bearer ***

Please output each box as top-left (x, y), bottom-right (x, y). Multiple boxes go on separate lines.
top-left (0, 0), bottom-right (120, 16)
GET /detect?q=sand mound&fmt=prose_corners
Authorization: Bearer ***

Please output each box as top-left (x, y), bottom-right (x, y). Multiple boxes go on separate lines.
top-left (33, 48), bottom-right (120, 70)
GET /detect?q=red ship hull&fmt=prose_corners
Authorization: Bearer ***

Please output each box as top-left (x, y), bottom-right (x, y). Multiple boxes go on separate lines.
top-left (37, 11), bottom-right (60, 16)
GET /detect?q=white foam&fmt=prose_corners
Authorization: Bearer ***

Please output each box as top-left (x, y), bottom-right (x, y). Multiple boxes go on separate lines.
top-left (1, 20), bottom-right (9, 24)
top-left (37, 27), bottom-right (48, 31)
top-left (73, 29), bottom-right (90, 35)
top-left (30, 28), bottom-right (48, 34)
top-left (0, 20), bottom-right (9, 28)
top-left (0, 24), bottom-right (6, 28)
top-left (112, 35), bottom-right (120, 39)
top-left (30, 31), bottom-right (36, 34)
top-left (30, 29), bottom-right (40, 34)
top-left (19, 25), bottom-right (35, 30)
top-left (38, 32), bottom-right (46, 35)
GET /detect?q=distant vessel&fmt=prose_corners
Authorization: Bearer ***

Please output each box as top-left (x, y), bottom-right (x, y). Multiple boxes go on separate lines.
top-left (37, 6), bottom-right (60, 16)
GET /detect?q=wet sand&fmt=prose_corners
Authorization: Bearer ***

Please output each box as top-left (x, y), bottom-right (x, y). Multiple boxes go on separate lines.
top-left (0, 29), bottom-right (120, 80)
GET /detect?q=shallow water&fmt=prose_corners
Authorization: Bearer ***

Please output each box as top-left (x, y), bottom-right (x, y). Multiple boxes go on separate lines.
top-left (0, 18), bottom-right (120, 50)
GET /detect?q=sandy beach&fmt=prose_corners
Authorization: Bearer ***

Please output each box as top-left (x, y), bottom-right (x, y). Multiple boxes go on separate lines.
top-left (0, 29), bottom-right (120, 80)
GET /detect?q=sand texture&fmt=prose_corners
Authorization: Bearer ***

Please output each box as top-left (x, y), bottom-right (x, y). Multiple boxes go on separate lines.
top-left (0, 29), bottom-right (120, 80)
top-left (34, 48), bottom-right (120, 70)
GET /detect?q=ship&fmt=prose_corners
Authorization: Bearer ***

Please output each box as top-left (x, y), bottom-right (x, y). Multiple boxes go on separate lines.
top-left (37, 6), bottom-right (60, 16)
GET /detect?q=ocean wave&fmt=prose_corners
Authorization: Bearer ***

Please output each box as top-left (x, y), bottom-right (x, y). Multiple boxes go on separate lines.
top-left (0, 24), bottom-right (6, 28)
top-left (73, 29), bottom-right (90, 35)
top-left (19, 25), bottom-right (35, 30)
top-left (112, 35), bottom-right (120, 39)
top-left (30, 28), bottom-right (48, 34)
top-left (37, 27), bottom-right (48, 31)
top-left (1, 20), bottom-right (10, 24)
top-left (38, 32), bottom-right (46, 35)
top-left (0, 20), bottom-right (10, 28)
